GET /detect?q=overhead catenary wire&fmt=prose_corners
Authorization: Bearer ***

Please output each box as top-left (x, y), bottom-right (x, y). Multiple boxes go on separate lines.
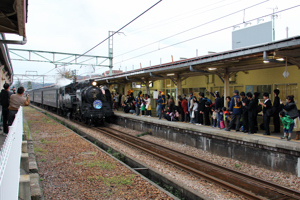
top-left (123, 0), bottom-right (243, 37)
top-left (114, 0), bottom-right (269, 58)
top-left (114, 4), bottom-right (300, 65)
top-left (65, 0), bottom-right (163, 65)
top-left (40, 0), bottom-right (162, 76)
top-left (89, 0), bottom-right (245, 54)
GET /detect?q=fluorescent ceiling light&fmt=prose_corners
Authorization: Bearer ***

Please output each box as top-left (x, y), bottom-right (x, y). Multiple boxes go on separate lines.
top-left (263, 60), bottom-right (269, 63)
top-left (166, 73), bottom-right (175, 76)
top-left (208, 68), bottom-right (217, 71)
top-left (276, 58), bottom-right (284, 61)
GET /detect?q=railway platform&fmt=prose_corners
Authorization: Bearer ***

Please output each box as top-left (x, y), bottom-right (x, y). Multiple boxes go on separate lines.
top-left (113, 111), bottom-right (300, 176)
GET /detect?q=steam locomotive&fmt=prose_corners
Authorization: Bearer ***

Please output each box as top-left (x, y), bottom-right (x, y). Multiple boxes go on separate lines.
top-left (28, 79), bottom-right (114, 125)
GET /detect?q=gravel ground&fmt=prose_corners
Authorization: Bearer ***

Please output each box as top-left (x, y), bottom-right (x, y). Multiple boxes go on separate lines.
top-left (107, 123), bottom-right (300, 192)
top-left (24, 107), bottom-right (173, 200)
top-left (30, 108), bottom-right (244, 200)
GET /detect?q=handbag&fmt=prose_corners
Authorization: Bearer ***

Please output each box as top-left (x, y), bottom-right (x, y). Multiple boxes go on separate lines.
top-left (191, 111), bottom-right (195, 118)
top-left (294, 117), bottom-right (300, 131)
top-left (220, 121), bottom-right (225, 129)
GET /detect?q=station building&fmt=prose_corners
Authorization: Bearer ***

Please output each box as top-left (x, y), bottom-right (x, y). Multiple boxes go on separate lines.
top-left (95, 36), bottom-right (300, 110)
top-left (0, 0), bottom-right (28, 87)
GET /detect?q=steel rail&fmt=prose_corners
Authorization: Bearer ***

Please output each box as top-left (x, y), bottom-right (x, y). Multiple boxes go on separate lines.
top-left (96, 127), bottom-right (300, 200)
top-left (31, 104), bottom-right (300, 200)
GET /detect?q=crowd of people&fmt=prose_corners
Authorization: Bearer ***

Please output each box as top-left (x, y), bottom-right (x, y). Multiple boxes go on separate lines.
top-left (116, 89), bottom-right (300, 141)
top-left (0, 84), bottom-right (30, 135)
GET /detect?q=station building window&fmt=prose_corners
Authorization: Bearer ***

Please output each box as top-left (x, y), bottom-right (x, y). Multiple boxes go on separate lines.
top-left (245, 85), bottom-right (272, 100)
top-left (274, 83), bottom-right (298, 103)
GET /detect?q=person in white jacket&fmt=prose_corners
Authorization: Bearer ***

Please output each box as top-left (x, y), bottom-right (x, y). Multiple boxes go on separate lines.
top-left (145, 94), bottom-right (152, 117)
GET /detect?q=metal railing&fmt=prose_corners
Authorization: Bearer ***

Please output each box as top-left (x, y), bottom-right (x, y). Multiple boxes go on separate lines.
top-left (0, 107), bottom-right (24, 200)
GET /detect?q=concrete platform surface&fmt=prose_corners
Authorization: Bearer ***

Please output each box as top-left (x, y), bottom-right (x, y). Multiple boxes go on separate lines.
top-left (114, 111), bottom-right (300, 152)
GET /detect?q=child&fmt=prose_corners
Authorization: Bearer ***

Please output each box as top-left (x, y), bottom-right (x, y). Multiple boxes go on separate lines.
top-left (279, 111), bottom-right (294, 141)
top-left (211, 106), bottom-right (217, 128)
top-left (218, 107), bottom-right (224, 129)
top-left (222, 107), bottom-right (230, 130)
top-left (140, 100), bottom-right (146, 116)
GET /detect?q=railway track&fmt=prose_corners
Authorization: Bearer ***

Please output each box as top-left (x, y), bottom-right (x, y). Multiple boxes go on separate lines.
top-left (93, 126), bottom-right (300, 200)
top-left (32, 104), bottom-right (300, 200)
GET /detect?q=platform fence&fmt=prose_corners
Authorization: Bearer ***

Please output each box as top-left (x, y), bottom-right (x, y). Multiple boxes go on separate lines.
top-left (0, 107), bottom-right (24, 200)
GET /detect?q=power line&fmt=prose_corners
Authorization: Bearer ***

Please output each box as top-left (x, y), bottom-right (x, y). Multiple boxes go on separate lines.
top-left (109, 0), bottom-right (245, 49)
top-left (41, 0), bottom-right (162, 76)
top-left (114, 5), bottom-right (300, 65)
top-left (114, 0), bottom-right (269, 58)
top-left (125, 0), bottom-right (243, 36)
top-left (66, 0), bottom-right (163, 65)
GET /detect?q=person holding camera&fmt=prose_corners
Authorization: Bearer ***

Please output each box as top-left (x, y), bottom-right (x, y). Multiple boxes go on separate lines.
top-left (8, 86), bottom-right (30, 126)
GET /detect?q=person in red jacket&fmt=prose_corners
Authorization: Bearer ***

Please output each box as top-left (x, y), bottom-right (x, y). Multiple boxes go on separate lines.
top-left (181, 96), bottom-right (188, 123)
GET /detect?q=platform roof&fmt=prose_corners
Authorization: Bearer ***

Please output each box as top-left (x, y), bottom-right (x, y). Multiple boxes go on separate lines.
top-left (95, 36), bottom-right (300, 84)
top-left (0, 0), bottom-right (28, 37)
top-left (0, 0), bottom-right (28, 83)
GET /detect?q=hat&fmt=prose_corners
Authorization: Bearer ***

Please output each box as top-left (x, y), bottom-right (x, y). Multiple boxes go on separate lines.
top-left (233, 90), bottom-right (239, 94)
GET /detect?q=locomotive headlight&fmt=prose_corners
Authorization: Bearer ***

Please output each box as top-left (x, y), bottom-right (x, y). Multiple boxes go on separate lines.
top-left (92, 81), bottom-right (97, 86)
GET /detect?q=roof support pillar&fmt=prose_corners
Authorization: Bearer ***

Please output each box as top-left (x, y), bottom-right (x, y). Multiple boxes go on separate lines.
top-left (145, 79), bottom-right (150, 94)
top-left (176, 76), bottom-right (182, 105)
top-left (224, 71), bottom-right (230, 108)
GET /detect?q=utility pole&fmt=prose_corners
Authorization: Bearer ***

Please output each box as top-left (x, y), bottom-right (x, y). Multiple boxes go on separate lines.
top-left (108, 31), bottom-right (125, 75)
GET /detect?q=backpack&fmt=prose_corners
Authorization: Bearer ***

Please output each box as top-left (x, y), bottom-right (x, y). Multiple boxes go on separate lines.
top-left (204, 97), bottom-right (212, 104)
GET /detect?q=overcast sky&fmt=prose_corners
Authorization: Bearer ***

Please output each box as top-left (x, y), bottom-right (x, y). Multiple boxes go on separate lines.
top-left (6, 0), bottom-right (300, 84)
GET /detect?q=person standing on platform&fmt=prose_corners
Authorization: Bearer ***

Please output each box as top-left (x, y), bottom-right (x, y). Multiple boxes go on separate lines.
top-left (207, 89), bottom-right (222, 128)
top-left (272, 89), bottom-right (281, 133)
top-left (241, 92), bottom-right (249, 133)
top-left (8, 87), bottom-right (30, 126)
top-left (243, 92), bottom-right (256, 134)
top-left (204, 101), bottom-right (211, 126)
top-left (156, 92), bottom-right (165, 120)
top-left (198, 93), bottom-right (206, 125)
top-left (156, 91), bottom-right (161, 117)
top-left (226, 96), bottom-right (231, 108)
top-left (192, 96), bottom-right (199, 124)
top-left (253, 92), bottom-right (260, 132)
top-left (188, 93), bottom-right (193, 123)
top-left (177, 95), bottom-right (184, 122)
top-left (259, 92), bottom-right (272, 135)
top-left (181, 96), bottom-right (188, 123)
top-left (135, 91), bottom-right (142, 116)
top-left (145, 94), bottom-right (152, 117)
top-left (226, 90), bottom-right (242, 132)
top-left (281, 95), bottom-right (299, 140)
top-left (0, 83), bottom-right (12, 135)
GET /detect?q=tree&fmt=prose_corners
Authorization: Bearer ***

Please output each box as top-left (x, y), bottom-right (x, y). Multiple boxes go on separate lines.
top-left (56, 68), bottom-right (75, 80)
top-left (27, 81), bottom-right (32, 90)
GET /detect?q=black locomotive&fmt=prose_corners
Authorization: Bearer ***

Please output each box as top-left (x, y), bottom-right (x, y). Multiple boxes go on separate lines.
top-left (28, 79), bottom-right (114, 125)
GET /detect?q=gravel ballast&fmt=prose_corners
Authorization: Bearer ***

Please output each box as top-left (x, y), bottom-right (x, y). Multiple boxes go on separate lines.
top-left (24, 107), bottom-right (173, 200)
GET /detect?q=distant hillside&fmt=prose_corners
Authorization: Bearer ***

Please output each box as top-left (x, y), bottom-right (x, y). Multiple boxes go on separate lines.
top-left (12, 81), bottom-right (54, 90)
